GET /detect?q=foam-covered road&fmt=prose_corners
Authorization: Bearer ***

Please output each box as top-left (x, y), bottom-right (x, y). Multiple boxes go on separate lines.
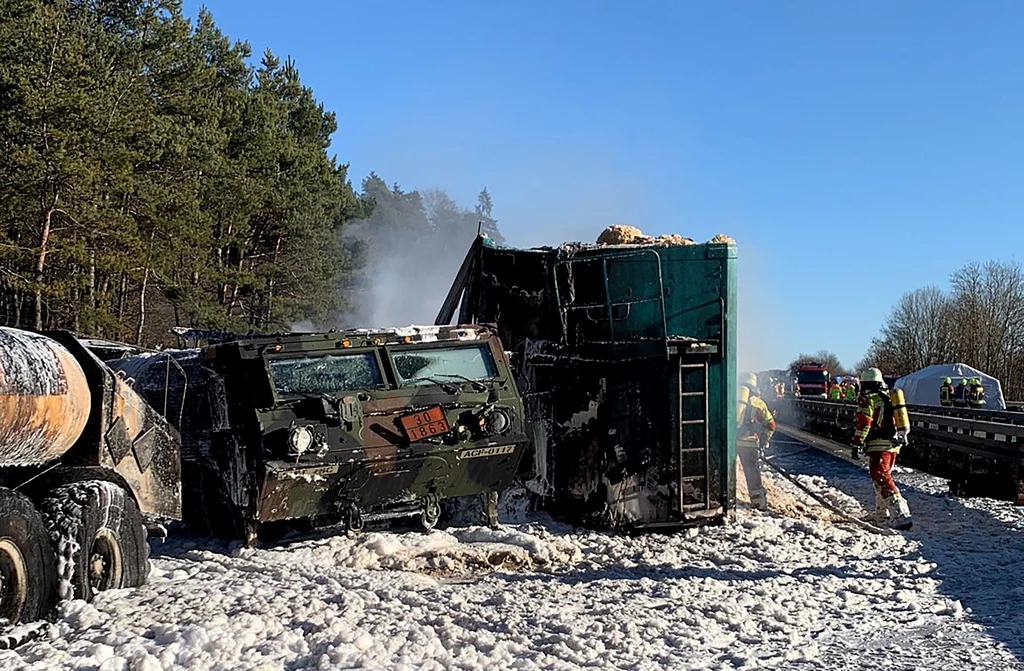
top-left (1, 440), bottom-right (1022, 670)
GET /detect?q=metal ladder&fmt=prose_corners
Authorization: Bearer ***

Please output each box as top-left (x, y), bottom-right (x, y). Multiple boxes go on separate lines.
top-left (678, 359), bottom-right (712, 512)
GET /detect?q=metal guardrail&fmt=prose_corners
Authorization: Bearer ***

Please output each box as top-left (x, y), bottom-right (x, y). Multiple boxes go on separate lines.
top-left (776, 397), bottom-right (1024, 500)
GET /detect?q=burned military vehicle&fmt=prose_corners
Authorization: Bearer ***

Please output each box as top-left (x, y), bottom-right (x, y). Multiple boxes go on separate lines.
top-left (112, 325), bottom-right (528, 542)
top-left (437, 235), bottom-right (738, 530)
top-left (0, 327), bottom-right (180, 625)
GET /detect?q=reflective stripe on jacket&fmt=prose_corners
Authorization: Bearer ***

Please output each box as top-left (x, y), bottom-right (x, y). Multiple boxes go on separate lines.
top-left (967, 385), bottom-right (986, 406)
top-left (853, 391), bottom-right (899, 453)
top-left (738, 394), bottom-right (776, 445)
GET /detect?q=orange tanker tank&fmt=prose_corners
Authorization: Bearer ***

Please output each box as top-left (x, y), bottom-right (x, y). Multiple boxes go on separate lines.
top-left (0, 327), bottom-right (92, 465)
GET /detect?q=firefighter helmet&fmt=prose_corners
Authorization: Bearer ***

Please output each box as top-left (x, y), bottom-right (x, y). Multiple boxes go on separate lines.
top-left (860, 367), bottom-right (884, 384)
top-left (740, 372), bottom-right (758, 389)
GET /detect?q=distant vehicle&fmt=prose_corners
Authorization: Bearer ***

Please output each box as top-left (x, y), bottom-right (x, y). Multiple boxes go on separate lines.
top-left (791, 362), bottom-right (830, 397)
top-left (112, 325), bottom-right (529, 542)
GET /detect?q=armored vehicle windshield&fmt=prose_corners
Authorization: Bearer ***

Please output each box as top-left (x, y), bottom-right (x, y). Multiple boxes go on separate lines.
top-left (392, 344), bottom-right (498, 386)
top-left (268, 352), bottom-right (384, 396)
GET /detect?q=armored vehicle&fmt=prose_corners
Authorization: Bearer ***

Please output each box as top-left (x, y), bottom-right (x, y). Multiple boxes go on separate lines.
top-left (438, 235), bottom-right (737, 530)
top-left (113, 324), bottom-right (528, 542)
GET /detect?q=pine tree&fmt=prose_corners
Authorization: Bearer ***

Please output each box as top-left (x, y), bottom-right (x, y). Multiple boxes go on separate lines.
top-left (474, 187), bottom-right (505, 245)
top-left (0, 2), bottom-right (364, 343)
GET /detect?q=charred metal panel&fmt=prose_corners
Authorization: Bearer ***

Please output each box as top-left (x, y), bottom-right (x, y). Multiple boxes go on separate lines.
top-left (51, 333), bottom-right (182, 519)
top-left (440, 237), bottom-right (737, 529)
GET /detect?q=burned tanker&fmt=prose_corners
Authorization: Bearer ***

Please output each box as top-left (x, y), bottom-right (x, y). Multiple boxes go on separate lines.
top-left (113, 325), bottom-right (528, 542)
top-left (0, 328), bottom-right (180, 624)
top-left (437, 234), bottom-right (738, 529)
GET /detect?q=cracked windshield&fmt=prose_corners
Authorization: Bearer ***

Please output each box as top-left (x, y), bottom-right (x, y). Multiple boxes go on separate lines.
top-left (392, 344), bottom-right (497, 386)
top-left (269, 353), bottom-right (382, 395)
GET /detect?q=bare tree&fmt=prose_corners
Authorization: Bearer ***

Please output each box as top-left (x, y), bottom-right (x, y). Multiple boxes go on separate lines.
top-left (860, 261), bottom-right (1024, 398)
top-left (873, 286), bottom-right (953, 372)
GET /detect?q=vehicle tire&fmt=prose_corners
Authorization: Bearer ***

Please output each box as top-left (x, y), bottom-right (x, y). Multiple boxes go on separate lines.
top-left (0, 488), bottom-right (57, 624)
top-left (39, 480), bottom-right (149, 602)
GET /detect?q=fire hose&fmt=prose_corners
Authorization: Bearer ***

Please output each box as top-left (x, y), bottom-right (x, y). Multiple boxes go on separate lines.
top-left (758, 454), bottom-right (897, 536)
top-left (759, 427), bottom-right (898, 536)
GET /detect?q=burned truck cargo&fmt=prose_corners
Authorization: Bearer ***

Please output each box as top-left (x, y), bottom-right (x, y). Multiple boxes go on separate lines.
top-left (112, 325), bottom-right (528, 542)
top-left (437, 235), bottom-right (738, 529)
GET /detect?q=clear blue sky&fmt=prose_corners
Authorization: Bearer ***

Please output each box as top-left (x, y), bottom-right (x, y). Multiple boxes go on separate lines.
top-left (183, 0), bottom-right (1024, 372)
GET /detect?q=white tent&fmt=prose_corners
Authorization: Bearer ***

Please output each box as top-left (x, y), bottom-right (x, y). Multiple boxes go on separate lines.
top-left (893, 363), bottom-right (1005, 410)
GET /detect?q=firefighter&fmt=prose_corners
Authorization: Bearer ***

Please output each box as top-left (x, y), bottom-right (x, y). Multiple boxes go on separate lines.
top-left (737, 372), bottom-right (775, 511)
top-left (829, 379), bottom-right (842, 400)
top-left (939, 377), bottom-right (954, 407)
top-left (851, 368), bottom-right (912, 530)
top-left (844, 379), bottom-right (858, 403)
top-left (967, 378), bottom-right (986, 408)
top-left (953, 378), bottom-right (968, 407)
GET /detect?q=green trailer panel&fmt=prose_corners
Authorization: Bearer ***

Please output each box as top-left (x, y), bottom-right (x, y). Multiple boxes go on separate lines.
top-left (438, 236), bottom-right (737, 528)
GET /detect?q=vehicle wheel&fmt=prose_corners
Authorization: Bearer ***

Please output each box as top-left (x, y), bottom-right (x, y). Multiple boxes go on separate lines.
top-left (39, 480), bottom-right (148, 602)
top-left (421, 495), bottom-right (441, 531)
top-left (0, 488), bottom-right (57, 624)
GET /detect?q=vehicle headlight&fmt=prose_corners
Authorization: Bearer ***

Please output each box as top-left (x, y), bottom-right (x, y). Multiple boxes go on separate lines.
top-left (484, 408), bottom-right (511, 435)
top-left (288, 425), bottom-right (314, 456)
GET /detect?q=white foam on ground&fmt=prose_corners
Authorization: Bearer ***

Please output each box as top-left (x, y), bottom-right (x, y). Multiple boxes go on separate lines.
top-left (2, 457), bottom-right (1023, 670)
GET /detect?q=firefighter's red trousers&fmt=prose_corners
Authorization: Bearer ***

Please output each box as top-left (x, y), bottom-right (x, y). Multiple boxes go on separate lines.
top-left (869, 451), bottom-right (899, 499)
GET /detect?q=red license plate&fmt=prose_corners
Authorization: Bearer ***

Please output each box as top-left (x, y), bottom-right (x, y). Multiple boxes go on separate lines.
top-left (400, 406), bottom-right (450, 441)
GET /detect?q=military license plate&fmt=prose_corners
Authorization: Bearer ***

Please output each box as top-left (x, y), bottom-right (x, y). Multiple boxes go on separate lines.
top-left (400, 406), bottom-right (450, 440)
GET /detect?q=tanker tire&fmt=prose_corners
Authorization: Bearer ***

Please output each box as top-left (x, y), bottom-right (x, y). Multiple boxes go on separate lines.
top-left (0, 488), bottom-right (57, 625)
top-left (40, 481), bottom-right (149, 603)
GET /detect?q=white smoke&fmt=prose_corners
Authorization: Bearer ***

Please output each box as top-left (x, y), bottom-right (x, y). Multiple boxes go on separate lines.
top-left (736, 245), bottom-right (792, 374)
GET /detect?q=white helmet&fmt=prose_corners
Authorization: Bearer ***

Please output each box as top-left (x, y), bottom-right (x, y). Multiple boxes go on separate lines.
top-left (740, 372), bottom-right (758, 388)
top-left (860, 367), bottom-right (884, 384)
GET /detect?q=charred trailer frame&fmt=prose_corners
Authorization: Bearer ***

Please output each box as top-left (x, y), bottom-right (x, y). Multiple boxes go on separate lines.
top-left (437, 236), bottom-right (738, 530)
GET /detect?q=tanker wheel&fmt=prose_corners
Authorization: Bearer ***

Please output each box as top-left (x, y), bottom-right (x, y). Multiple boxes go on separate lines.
top-left (40, 480), bottom-right (149, 602)
top-left (0, 488), bottom-right (57, 624)
top-left (420, 495), bottom-right (441, 531)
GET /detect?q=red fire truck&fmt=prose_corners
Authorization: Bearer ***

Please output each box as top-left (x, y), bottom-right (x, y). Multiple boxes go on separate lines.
top-left (791, 362), bottom-right (830, 397)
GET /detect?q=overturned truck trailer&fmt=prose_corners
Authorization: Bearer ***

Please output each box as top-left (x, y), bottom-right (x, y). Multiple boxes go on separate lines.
top-left (437, 235), bottom-right (738, 529)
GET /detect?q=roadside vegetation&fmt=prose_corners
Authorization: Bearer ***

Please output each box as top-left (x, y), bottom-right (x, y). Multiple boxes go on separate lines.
top-left (0, 0), bottom-right (501, 345)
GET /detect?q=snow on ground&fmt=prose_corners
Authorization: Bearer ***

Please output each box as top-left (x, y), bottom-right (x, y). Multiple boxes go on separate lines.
top-left (3, 440), bottom-right (1024, 670)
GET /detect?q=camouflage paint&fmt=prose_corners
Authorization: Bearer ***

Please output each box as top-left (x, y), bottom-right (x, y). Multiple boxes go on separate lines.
top-left (115, 325), bottom-right (528, 540)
